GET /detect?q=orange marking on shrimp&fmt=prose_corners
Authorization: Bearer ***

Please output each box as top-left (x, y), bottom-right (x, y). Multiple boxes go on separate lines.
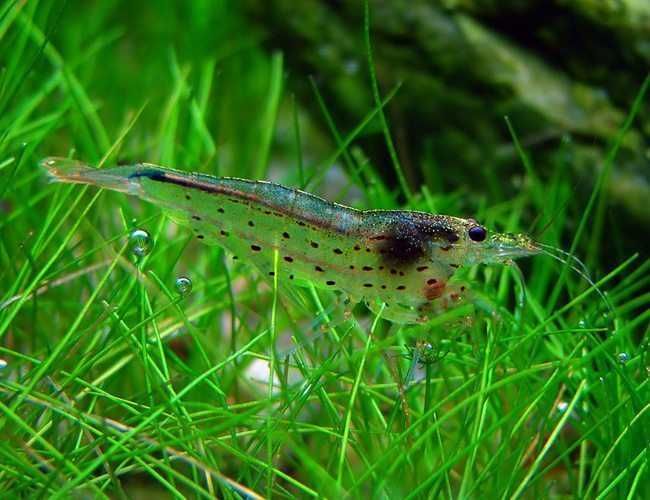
top-left (423, 279), bottom-right (446, 301)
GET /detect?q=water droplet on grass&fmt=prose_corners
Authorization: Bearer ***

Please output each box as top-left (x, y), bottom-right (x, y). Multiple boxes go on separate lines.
top-left (617, 352), bottom-right (629, 364)
top-left (175, 276), bottom-right (192, 296)
top-left (129, 229), bottom-right (151, 257)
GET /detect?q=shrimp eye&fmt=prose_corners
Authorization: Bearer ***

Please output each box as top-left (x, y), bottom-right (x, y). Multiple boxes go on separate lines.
top-left (468, 226), bottom-right (487, 242)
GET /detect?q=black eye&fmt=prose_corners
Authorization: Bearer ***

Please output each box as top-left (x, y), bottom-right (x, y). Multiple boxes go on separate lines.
top-left (468, 226), bottom-right (487, 242)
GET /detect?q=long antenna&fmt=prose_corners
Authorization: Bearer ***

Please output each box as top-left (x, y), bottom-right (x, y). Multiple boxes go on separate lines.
top-left (537, 244), bottom-right (615, 318)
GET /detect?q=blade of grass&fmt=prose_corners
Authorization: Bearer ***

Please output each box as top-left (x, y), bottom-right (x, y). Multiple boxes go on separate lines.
top-left (363, 0), bottom-right (412, 203)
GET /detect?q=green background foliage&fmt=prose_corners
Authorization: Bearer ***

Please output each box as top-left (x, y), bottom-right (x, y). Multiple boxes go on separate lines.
top-left (0, 1), bottom-right (647, 498)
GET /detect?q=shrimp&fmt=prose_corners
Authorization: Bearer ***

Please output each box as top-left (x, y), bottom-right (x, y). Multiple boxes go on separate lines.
top-left (41, 157), bottom-right (577, 324)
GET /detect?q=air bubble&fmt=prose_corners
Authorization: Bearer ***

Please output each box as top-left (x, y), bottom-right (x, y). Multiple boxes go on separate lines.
top-left (0, 359), bottom-right (6, 369)
top-left (129, 229), bottom-right (151, 257)
top-left (413, 341), bottom-right (442, 364)
top-left (344, 59), bottom-right (360, 74)
top-left (617, 352), bottom-right (630, 364)
top-left (175, 276), bottom-right (192, 296)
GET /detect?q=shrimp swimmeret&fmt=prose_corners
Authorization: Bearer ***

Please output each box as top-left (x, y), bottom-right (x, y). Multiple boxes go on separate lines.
top-left (41, 157), bottom-right (588, 324)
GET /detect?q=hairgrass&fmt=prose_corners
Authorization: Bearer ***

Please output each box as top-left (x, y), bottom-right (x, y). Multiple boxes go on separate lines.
top-left (0, 1), bottom-right (648, 498)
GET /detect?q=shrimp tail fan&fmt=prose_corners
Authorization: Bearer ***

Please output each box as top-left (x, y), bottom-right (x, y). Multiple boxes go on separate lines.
top-left (40, 157), bottom-right (139, 195)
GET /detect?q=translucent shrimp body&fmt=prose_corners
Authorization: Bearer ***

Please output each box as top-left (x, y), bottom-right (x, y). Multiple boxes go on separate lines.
top-left (41, 157), bottom-right (541, 323)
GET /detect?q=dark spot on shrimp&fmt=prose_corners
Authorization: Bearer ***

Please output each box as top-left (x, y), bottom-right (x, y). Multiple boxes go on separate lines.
top-left (416, 266), bottom-right (428, 272)
top-left (284, 256), bottom-right (294, 263)
top-left (354, 244), bottom-right (361, 251)
top-left (269, 271), bottom-right (275, 276)
top-left (381, 285), bottom-right (387, 289)
top-left (449, 263), bottom-right (460, 269)
top-left (396, 285), bottom-right (406, 290)
top-left (185, 194), bottom-right (191, 200)
top-left (289, 274), bottom-right (294, 279)
top-left (218, 208), bottom-right (224, 214)
top-left (197, 234), bottom-right (204, 239)
top-left (377, 215), bottom-right (460, 266)
top-left (297, 221), bottom-right (306, 226)
top-left (362, 266), bottom-right (373, 271)
top-left (220, 230), bottom-right (229, 236)
top-left (248, 220), bottom-right (254, 227)
top-left (233, 255), bottom-right (239, 260)
top-left (333, 248), bottom-right (343, 255)
top-left (251, 245), bottom-right (261, 251)
top-left (282, 232), bottom-right (290, 239)
top-left (349, 265), bottom-right (355, 270)
top-left (326, 280), bottom-right (336, 286)
top-left (315, 266), bottom-right (324, 272)
top-left (390, 269), bottom-right (397, 275)
top-left (192, 215), bottom-right (201, 221)
top-left (310, 241), bottom-right (319, 248)
top-left (363, 283), bottom-right (373, 288)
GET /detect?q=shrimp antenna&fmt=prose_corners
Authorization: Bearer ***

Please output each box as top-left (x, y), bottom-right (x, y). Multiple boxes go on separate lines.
top-left (536, 243), bottom-right (615, 318)
top-left (536, 242), bottom-right (593, 278)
